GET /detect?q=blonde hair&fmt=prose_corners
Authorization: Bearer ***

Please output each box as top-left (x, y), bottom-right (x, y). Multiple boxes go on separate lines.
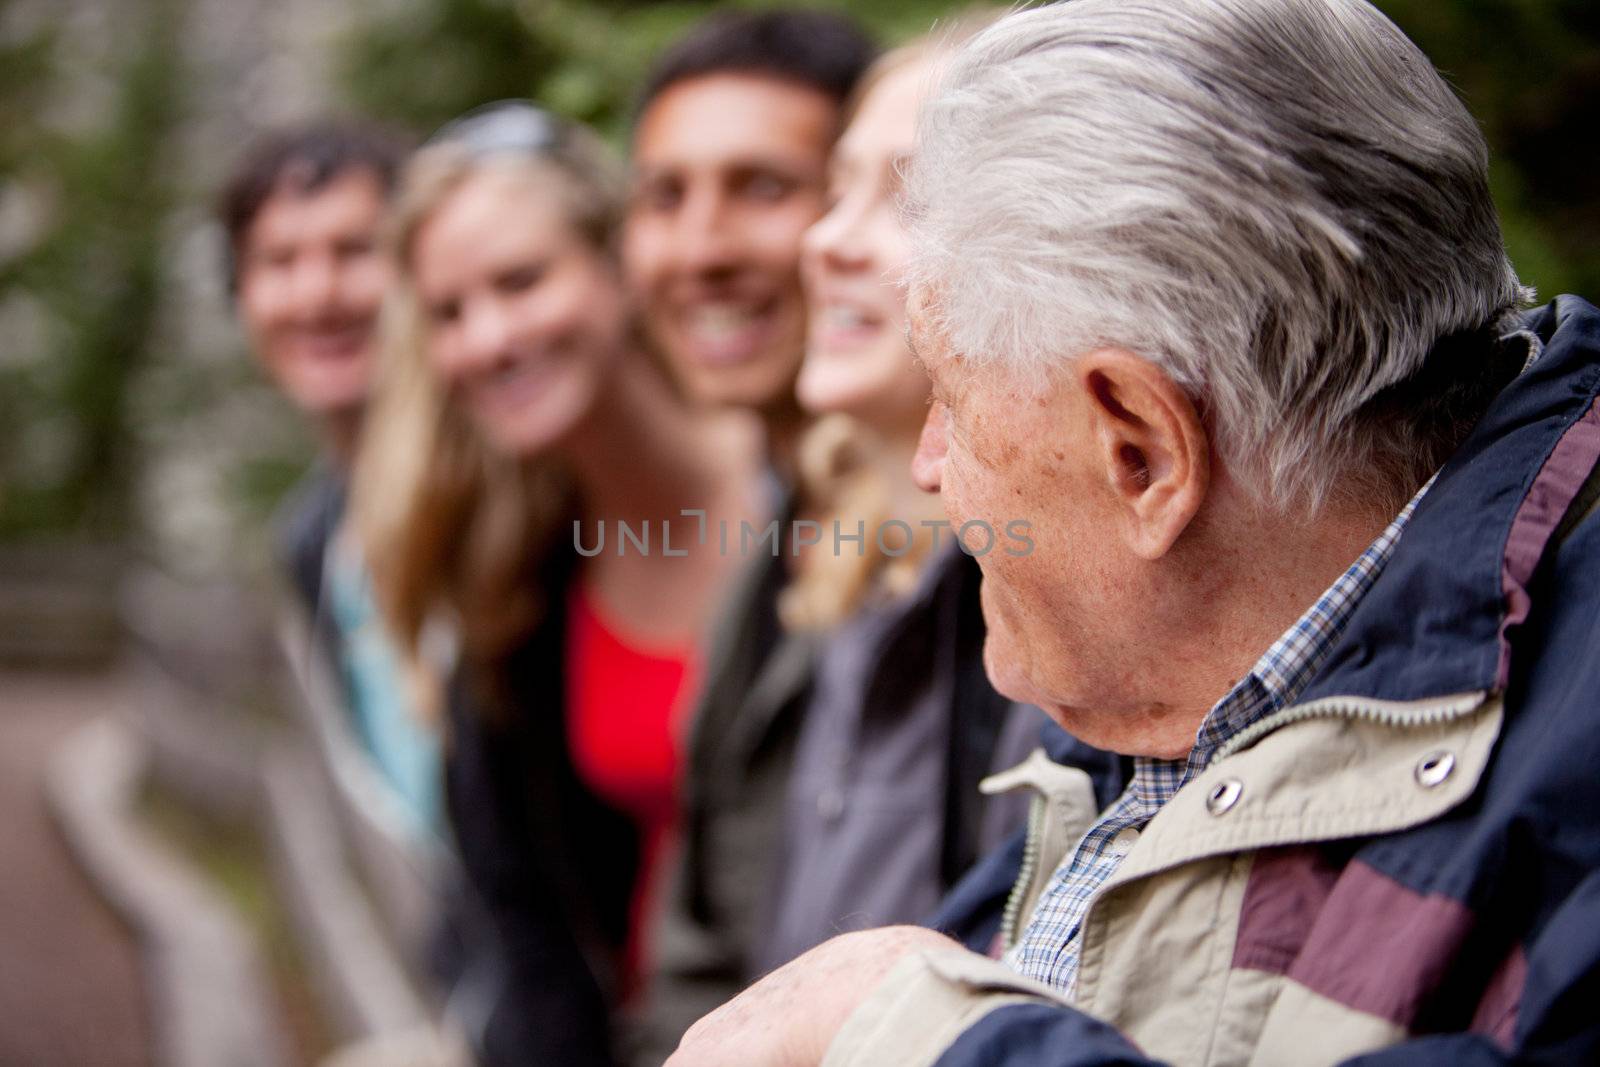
top-left (779, 415), bottom-right (928, 630)
top-left (781, 15), bottom-right (997, 632)
top-left (353, 123), bottom-right (624, 711)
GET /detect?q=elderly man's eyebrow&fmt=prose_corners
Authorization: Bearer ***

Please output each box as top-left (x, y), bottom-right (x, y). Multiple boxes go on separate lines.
top-left (905, 322), bottom-right (963, 409)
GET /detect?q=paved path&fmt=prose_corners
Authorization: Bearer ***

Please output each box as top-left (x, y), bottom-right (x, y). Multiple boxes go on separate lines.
top-left (0, 667), bottom-right (150, 1067)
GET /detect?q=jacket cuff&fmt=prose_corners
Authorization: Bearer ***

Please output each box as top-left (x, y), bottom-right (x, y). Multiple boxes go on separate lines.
top-left (822, 948), bottom-right (1069, 1067)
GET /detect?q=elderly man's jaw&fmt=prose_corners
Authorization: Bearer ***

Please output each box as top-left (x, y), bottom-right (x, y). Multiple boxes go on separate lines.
top-left (979, 573), bottom-right (1209, 761)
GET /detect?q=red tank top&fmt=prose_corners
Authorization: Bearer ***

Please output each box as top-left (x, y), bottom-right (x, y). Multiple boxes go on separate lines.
top-left (565, 583), bottom-right (696, 994)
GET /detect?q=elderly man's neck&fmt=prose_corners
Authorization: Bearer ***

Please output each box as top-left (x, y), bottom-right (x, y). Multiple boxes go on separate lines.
top-left (1119, 484), bottom-right (1401, 760)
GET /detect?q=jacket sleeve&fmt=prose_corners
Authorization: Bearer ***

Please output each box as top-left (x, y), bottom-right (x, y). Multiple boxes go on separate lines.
top-left (1346, 867), bottom-right (1600, 1066)
top-left (821, 949), bottom-right (1159, 1067)
top-left (827, 869), bottom-right (1600, 1067)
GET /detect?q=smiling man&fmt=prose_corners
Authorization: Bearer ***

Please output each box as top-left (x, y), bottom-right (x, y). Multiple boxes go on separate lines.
top-left (224, 124), bottom-right (402, 470)
top-left (219, 123), bottom-right (447, 838)
top-left (665, 2), bottom-right (1600, 1065)
top-left (221, 121), bottom-right (406, 607)
top-left (622, 12), bottom-right (880, 1062)
top-left (624, 8), bottom-right (876, 459)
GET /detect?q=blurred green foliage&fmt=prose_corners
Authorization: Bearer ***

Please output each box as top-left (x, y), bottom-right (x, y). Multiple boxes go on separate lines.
top-left (331, 0), bottom-right (1593, 299)
top-left (2, 0), bottom-right (1597, 542)
top-left (337, 0), bottom-right (1600, 301)
top-left (0, 0), bottom-right (185, 540)
top-left (336, 0), bottom-right (988, 139)
top-left (1381, 0), bottom-right (1600, 300)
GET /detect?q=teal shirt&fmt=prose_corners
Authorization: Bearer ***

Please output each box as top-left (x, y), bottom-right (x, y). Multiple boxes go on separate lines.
top-left (325, 535), bottom-right (443, 837)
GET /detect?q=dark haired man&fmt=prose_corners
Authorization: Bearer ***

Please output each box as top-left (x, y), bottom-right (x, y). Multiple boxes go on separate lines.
top-left (624, 9), bottom-right (877, 456)
top-left (220, 121), bottom-right (407, 609)
top-left (622, 11), bottom-right (881, 1062)
top-left (222, 124), bottom-right (444, 845)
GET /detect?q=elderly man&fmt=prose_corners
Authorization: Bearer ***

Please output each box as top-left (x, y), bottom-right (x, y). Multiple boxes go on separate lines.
top-left (667, 1), bottom-right (1600, 1065)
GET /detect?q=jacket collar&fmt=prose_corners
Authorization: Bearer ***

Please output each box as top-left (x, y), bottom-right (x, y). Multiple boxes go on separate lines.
top-left (1298, 296), bottom-right (1600, 706)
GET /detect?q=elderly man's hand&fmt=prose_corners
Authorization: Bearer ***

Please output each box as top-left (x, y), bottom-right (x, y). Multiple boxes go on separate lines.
top-left (665, 925), bottom-right (959, 1067)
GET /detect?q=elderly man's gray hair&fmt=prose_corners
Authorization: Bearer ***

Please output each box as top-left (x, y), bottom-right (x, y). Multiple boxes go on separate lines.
top-left (906, 0), bottom-right (1531, 512)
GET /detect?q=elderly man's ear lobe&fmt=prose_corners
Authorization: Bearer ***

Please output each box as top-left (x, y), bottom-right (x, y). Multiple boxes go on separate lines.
top-left (1078, 351), bottom-right (1210, 560)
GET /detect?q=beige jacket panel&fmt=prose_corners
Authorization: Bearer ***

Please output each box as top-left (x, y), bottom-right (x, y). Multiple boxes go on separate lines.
top-left (825, 694), bottom-right (1504, 1067)
top-left (1076, 694), bottom-right (1504, 1066)
top-left (824, 949), bottom-right (1068, 1067)
top-left (1109, 694), bottom-right (1503, 889)
top-left (1074, 852), bottom-right (1254, 1065)
top-left (1248, 981), bottom-right (1406, 1067)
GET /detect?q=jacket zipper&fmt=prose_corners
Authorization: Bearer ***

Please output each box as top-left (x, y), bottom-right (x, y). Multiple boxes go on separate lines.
top-left (1000, 793), bottom-right (1047, 951)
top-left (1209, 689), bottom-right (1489, 765)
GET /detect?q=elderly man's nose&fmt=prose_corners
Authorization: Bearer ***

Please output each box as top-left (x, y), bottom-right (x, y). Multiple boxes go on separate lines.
top-left (912, 402), bottom-right (949, 492)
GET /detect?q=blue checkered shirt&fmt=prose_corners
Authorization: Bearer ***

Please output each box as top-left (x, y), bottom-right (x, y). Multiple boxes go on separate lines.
top-left (1009, 485), bottom-right (1430, 994)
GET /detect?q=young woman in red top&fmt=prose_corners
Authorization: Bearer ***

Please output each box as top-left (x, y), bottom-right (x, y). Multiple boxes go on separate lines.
top-left (354, 103), bottom-right (762, 1065)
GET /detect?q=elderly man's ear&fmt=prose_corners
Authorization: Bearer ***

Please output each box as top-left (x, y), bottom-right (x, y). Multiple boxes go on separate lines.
top-left (1076, 349), bottom-right (1210, 561)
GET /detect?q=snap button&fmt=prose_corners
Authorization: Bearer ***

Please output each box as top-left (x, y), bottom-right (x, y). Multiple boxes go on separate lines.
top-left (1206, 779), bottom-right (1243, 815)
top-left (1415, 750), bottom-right (1455, 788)
top-left (1110, 827), bottom-right (1140, 856)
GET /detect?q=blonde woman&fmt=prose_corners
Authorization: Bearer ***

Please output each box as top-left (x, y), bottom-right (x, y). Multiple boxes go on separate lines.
top-left (759, 24), bottom-right (1043, 974)
top-left (355, 102), bottom-right (761, 1067)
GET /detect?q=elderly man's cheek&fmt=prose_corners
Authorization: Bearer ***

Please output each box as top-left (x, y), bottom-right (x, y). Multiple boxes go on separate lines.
top-left (933, 467), bottom-right (972, 534)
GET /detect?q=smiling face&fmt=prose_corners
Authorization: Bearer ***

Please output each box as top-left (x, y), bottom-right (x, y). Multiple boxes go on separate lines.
top-left (798, 60), bottom-right (933, 437)
top-left (624, 73), bottom-right (837, 414)
top-left (411, 166), bottom-right (625, 458)
top-left (236, 168), bottom-right (389, 418)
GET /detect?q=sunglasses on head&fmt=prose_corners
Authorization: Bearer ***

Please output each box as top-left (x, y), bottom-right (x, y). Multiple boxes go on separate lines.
top-left (427, 100), bottom-right (571, 158)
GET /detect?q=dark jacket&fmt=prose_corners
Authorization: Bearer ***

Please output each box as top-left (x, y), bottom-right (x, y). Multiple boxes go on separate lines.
top-left (824, 297), bottom-right (1600, 1067)
top-left (275, 462), bottom-right (346, 623)
top-left (440, 546), bottom-right (636, 1067)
